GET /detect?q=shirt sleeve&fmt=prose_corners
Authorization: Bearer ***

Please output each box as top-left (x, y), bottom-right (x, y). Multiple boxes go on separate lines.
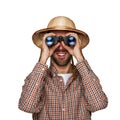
top-left (18, 62), bottom-right (48, 113)
top-left (76, 60), bottom-right (108, 112)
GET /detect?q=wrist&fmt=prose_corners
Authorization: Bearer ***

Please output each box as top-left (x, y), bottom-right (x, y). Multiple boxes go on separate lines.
top-left (76, 56), bottom-right (84, 62)
top-left (75, 52), bottom-right (84, 62)
top-left (39, 55), bottom-right (48, 64)
top-left (39, 58), bottom-right (47, 64)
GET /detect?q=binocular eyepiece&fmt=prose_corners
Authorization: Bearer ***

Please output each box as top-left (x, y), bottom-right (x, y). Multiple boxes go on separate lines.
top-left (45, 36), bottom-right (76, 47)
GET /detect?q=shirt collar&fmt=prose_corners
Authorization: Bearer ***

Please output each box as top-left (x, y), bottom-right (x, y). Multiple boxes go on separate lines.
top-left (48, 63), bottom-right (79, 79)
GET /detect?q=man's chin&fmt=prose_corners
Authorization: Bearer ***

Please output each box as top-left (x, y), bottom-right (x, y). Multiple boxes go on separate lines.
top-left (51, 56), bottom-right (72, 67)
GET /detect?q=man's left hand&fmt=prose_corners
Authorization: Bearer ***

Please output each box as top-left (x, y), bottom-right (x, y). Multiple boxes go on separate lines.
top-left (61, 33), bottom-right (84, 62)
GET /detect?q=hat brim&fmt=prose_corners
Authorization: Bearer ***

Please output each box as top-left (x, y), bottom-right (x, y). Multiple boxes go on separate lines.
top-left (32, 27), bottom-right (89, 49)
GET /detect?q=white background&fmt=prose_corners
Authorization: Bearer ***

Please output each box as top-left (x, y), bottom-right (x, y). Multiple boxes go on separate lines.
top-left (0, 0), bottom-right (120, 119)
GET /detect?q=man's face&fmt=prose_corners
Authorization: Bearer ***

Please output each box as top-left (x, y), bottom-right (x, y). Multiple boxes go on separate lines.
top-left (51, 31), bottom-right (72, 66)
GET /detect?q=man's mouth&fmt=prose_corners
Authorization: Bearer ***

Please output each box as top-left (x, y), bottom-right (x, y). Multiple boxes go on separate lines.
top-left (55, 51), bottom-right (66, 59)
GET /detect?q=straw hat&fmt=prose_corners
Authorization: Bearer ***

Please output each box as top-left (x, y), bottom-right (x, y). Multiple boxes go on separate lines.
top-left (32, 16), bottom-right (89, 48)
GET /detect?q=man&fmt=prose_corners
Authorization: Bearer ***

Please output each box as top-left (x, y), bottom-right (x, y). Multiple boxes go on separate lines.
top-left (18, 16), bottom-right (108, 120)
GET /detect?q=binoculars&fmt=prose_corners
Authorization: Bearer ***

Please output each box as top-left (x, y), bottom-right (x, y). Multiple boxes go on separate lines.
top-left (45, 36), bottom-right (76, 47)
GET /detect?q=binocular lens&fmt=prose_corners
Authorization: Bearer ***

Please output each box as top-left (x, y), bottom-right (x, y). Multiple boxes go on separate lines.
top-left (45, 36), bottom-right (54, 46)
top-left (67, 36), bottom-right (76, 46)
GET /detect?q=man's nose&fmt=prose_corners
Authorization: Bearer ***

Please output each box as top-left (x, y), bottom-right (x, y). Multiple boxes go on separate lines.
top-left (57, 41), bottom-right (64, 50)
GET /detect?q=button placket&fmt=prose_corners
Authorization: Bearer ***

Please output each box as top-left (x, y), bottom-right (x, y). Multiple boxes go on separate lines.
top-left (58, 77), bottom-right (64, 90)
top-left (62, 91), bottom-right (67, 120)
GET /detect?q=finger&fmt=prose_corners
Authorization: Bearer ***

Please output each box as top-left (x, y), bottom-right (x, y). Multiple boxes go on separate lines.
top-left (61, 41), bottom-right (69, 49)
top-left (76, 37), bottom-right (82, 48)
top-left (49, 43), bottom-right (60, 56)
top-left (43, 32), bottom-right (56, 39)
top-left (52, 43), bottom-right (60, 51)
top-left (66, 32), bottom-right (78, 37)
top-left (41, 38), bottom-right (48, 49)
top-left (61, 41), bottom-right (73, 53)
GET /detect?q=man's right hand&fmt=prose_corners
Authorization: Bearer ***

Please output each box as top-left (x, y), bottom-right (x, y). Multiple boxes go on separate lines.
top-left (39, 33), bottom-right (60, 64)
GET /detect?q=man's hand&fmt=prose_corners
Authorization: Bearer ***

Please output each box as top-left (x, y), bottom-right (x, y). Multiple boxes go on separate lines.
top-left (61, 32), bottom-right (84, 62)
top-left (39, 33), bottom-right (60, 64)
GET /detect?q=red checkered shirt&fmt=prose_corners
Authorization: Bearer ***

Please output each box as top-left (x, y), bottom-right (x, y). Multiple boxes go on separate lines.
top-left (18, 60), bottom-right (108, 120)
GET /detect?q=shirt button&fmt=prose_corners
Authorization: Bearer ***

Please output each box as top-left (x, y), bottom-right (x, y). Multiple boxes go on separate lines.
top-left (42, 68), bottom-right (45, 71)
top-left (60, 79), bottom-right (62, 82)
top-left (62, 108), bottom-right (65, 111)
top-left (36, 83), bottom-right (38, 86)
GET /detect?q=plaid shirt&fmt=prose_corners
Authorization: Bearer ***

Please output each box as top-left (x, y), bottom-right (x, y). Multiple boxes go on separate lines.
top-left (18, 60), bottom-right (108, 120)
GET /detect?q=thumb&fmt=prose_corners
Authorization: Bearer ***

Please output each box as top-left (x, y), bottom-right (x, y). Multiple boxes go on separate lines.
top-left (61, 41), bottom-right (73, 55)
top-left (49, 43), bottom-right (60, 56)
